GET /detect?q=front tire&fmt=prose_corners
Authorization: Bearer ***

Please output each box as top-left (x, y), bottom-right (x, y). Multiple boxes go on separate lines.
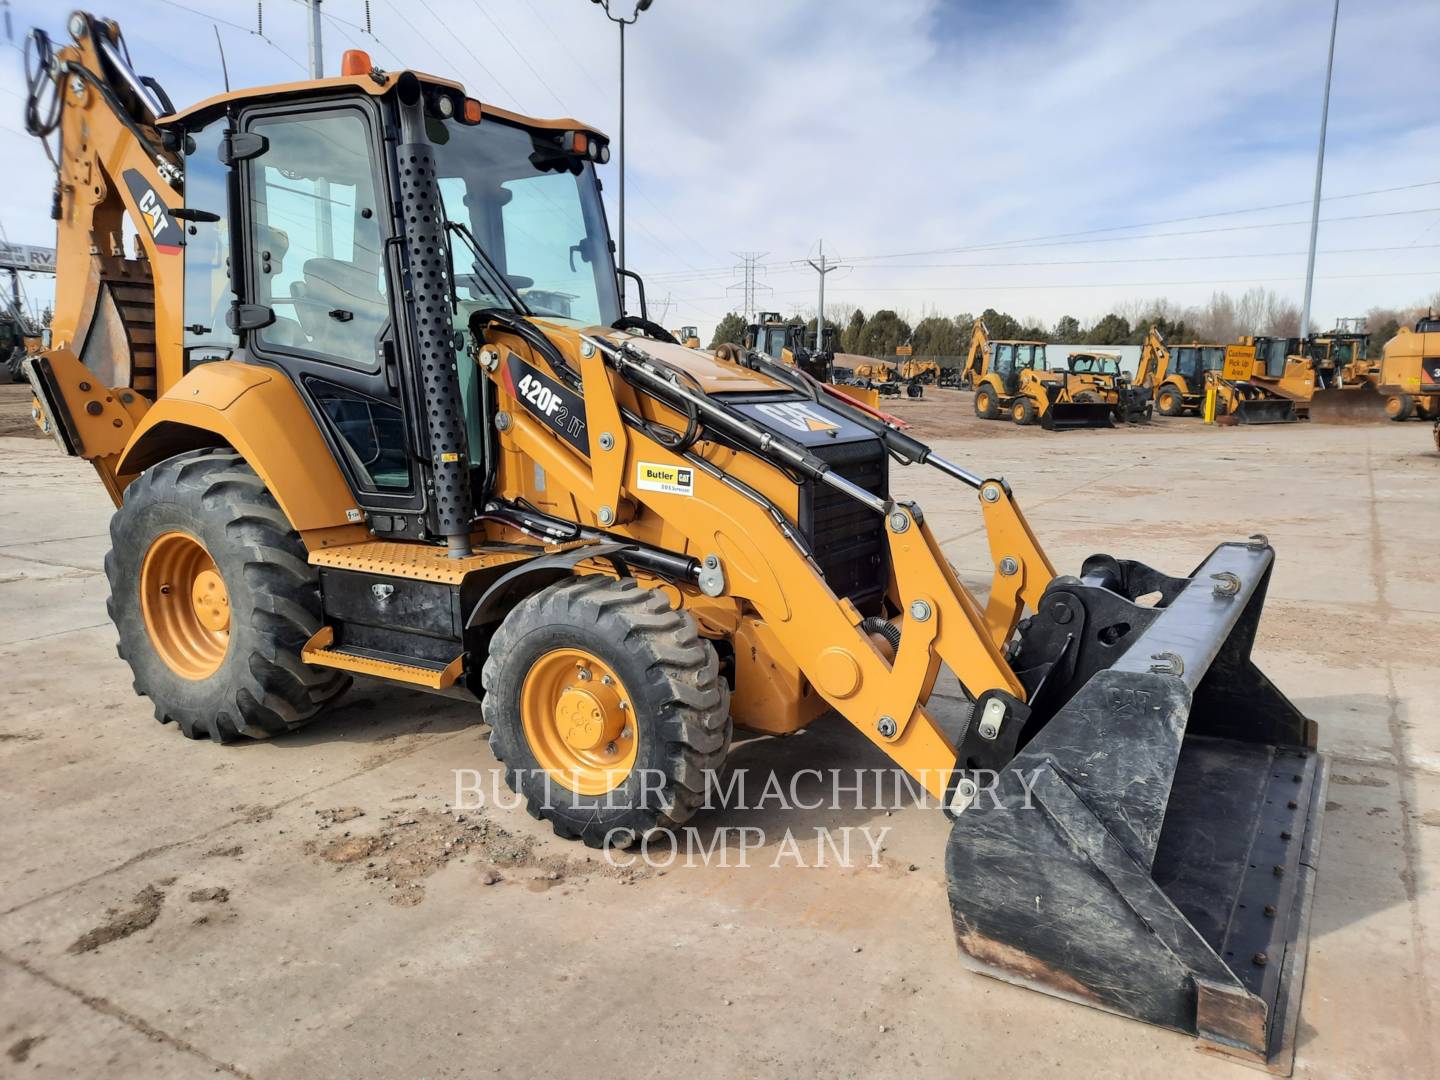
top-left (1011, 397), bottom-right (1037, 425)
top-left (482, 576), bottom-right (731, 848)
top-left (1386, 392), bottom-right (1414, 421)
top-left (105, 449), bottom-right (348, 742)
top-left (974, 386), bottom-right (999, 419)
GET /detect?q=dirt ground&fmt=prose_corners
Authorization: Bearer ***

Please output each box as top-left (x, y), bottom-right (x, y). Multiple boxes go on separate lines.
top-left (2, 401), bottom-right (1439, 1079)
top-left (0, 384), bottom-right (41, 440)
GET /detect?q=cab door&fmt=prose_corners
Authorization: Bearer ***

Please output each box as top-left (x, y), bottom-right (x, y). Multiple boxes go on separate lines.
top-left (233, 97), bottom-right (428, 534)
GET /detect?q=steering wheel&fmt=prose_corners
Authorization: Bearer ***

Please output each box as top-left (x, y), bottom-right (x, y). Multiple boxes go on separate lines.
top-left (612, 315), bottom-right (678, 345)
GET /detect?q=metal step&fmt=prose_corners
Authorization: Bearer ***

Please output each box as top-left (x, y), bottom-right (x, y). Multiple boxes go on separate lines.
top-left (300, 627), bottom-right (464, 689)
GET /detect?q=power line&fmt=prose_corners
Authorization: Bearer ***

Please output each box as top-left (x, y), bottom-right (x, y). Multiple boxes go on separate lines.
top-left (639, 178), bottom-right (1440, 283)
top-left (667, 269), bottom-right (1440, 303)
top-left (467, 0), bottom-right (569, 114)
top-left (150, 0), bottom-right (307, 72)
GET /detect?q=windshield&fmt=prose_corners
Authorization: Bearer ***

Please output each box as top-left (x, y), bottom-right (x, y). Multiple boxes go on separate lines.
top-left (1072, 355), bottom-right (1118, 375)
top-left (1171, 346), bottom-right (1224, 379)
top-left (428, 116), bottom-right (621, 328)
top-left (1257, 338), bottom-right (1298, 377)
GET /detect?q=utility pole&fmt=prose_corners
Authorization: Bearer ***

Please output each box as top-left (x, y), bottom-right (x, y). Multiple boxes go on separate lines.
top-left (304, 1), bottom-right (333, 258)
top-left (1299, 0), bottom-right (1340, 339)
top-left (306, 0), bottom-right (324, 78)
top-left (727, 252), bottom-right (770, 323)
top-left (591, 1), bottom-right (655, 281)
top-left (806, 240), bottom-right (842, 351)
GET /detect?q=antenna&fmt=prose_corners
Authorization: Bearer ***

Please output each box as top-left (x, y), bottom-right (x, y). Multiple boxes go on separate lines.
top-left (214, 26), bottom-right (231, 92)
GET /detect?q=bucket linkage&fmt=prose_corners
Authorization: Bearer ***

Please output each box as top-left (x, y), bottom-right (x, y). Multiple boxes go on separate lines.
top-left (945, 538), bottom-right (1324, 1073)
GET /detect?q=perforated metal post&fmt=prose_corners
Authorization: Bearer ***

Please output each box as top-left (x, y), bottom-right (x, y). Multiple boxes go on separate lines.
top-left (396, 82), bottom-right (472, 556)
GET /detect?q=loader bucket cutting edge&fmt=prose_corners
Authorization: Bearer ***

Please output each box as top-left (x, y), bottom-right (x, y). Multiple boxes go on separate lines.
top-left (1040, 402), bottom-right (1116, 430)
top-left (1308, 382), bottom-right (1390, 425)
top-left (1231, 399), bottom-right (1298, 425)
top-left (944, 540), bottom-right (1324, 1073)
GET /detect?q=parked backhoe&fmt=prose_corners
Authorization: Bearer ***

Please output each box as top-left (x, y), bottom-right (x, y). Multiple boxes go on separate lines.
top-left (962, 321), bottom-right (1113, 429)
top-left (1063, 350), bottom-right (1152, 423)
top-left (1137, 328), bottom-right (1296, 423)
top-left (21, 13), bottom-right (1326, 1070)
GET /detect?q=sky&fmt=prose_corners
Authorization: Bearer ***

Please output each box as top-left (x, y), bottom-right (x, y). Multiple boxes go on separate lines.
top-left (1, 0), bottom-right (1436, 342)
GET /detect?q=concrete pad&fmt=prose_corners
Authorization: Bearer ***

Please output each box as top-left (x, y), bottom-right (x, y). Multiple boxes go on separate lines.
top-left (0, 417), bottom-right (1437, 1078)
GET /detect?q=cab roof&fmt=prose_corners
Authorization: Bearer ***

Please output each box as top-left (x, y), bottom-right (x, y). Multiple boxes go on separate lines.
top-left (159, 70), bottom-right (607, 141)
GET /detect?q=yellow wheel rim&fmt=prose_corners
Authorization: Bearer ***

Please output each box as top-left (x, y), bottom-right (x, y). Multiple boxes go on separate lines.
top-left (140, 531), bottom-right (231, 680)
top-left (520, 648), bottom-right (638, 795)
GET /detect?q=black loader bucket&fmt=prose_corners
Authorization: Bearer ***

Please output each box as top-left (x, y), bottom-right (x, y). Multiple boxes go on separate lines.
top-left (1230, 395), bottom-right (1298, 425)
top-left (1041, 399), bottom-right (1115, 431)
top-left (1309, 382), bottom-right (1389, 424)
top-left (946, 538), bottom-right (1324, 1073)
top-left (1116, 385), bottom-right (1154, 424)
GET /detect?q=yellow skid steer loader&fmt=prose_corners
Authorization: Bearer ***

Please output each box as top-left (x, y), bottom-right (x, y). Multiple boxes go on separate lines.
top-left (22, 13), bottom-right (1325, 1070)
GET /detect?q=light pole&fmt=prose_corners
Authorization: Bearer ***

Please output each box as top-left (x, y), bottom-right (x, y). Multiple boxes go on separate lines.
top-left (1299, 0), bottom-right (1340, 340)
top-left (590, 0), bottom-right (653, 282)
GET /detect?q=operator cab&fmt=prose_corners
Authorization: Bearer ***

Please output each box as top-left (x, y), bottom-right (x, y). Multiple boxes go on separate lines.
top-left (1067, 353), bottom-right (1120, 377)
top-left (170, 61), bottom-right (617, 540)
top-left (991, 342), bottom-right (1045, 393)
top-left (1170, 345), bottom-right (1225, 384)
top-left (1252, 336), bottom-right (1302, 378)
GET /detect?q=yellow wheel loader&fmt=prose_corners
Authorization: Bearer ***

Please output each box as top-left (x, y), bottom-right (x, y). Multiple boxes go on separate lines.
top-left (674, 325), bottom-right (700, 349)
top-left (1370, 317), bottom-right (1440, 421)
top-left (962, 321), bottom-right (1113, 430)
top-left (22, 13), bottom-right (1327, 1068)
top-left (1137, 329), bottom-right (1296, 424)
top-left (1064, 350), bottom-right (1152, 423)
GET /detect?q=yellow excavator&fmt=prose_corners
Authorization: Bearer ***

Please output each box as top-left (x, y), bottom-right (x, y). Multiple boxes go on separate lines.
top-left (20, 13), bottom-right (1326, 1069)
top-left (960, 320), bottom-right (1113, 429)
top-left (1137, 328), bottom-right (1296, 423)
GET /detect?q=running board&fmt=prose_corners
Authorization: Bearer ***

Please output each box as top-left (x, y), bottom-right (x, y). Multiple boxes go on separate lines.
top-left (301, 627), bottom-right (464, 690)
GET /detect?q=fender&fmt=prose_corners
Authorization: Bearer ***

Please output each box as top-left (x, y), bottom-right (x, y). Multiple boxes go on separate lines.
top-left (117, 361), bottom-right (360, 534)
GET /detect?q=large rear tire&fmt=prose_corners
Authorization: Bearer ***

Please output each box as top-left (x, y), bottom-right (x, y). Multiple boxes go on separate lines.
top-left (482, 576), bottom-right (731, 848)
top-left (106, 449), bottom-right (349, 741)
top-left (1156, 386), bottom-right (1184, 417)
top-left (1386, 392), bottom-right (1414, 421)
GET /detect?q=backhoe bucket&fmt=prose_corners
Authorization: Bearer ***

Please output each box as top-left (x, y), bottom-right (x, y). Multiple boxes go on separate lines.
top-left (1230, 398), bottom-right (1298, 424)
top-left (946, 540), bottom-right (1324, 1073)
top-left (1308, 382), bottom-right (1389, 424)
top-left (1040, 401), bottom-right (1115, 431)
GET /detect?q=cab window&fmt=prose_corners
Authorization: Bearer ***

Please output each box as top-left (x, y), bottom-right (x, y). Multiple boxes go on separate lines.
top-left (246, 109), bottom-right (388, 368)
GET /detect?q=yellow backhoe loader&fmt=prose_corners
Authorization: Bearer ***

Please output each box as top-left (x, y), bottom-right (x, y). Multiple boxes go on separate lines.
top-left (961, 321), bottom-right (1113, 429)
top-left (674, 325), bottom-right (700, 349)
top-left (1137, 329), bottom-right (1296, 423)
top-left (21, 13), bottom-right (1326, 1069)
top-left (1063, 350), bottom-right (1152, 423)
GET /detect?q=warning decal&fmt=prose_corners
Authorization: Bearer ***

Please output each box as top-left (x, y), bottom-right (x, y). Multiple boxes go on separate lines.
top-left (636, 462), bottom-right (695, 496)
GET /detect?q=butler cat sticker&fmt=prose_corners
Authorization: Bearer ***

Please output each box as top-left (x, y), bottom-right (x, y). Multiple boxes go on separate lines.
top-left (636, 462), bottom-right (694, 496)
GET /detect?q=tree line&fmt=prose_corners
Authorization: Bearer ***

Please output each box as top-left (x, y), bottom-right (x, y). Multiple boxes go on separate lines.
top-left (706, 286), bottom-right (1436, 359)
